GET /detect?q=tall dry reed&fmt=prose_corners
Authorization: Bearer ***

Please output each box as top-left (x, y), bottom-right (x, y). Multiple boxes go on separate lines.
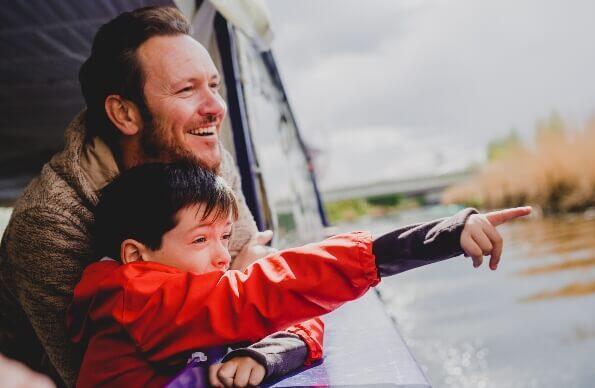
top-left (443, 118), bottom-right (595, 214)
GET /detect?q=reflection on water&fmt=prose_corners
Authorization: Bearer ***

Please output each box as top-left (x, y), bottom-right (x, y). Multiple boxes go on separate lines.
top-left (508, 213), bottom-right (595, 302)
top-left (337, 206), bottom-right (595, 388)
top-left (521, 280), bottom-right (595, 302)
top-left (518, 257), bottom-right (595, 276)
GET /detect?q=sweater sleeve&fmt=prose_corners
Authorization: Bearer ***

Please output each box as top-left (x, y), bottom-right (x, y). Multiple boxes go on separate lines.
top-left (219, 148), bottom-right (258, 259)
top-left (2, 208), bottom-right (87, 387)
top-left (373, 208), bottom-right (477, 277)
top-left (221, 317), bottom-right (324, 379)
top-left (221, 332), bottom-right (306, 379)
top-left (118, 233), bottom-right (377, 363)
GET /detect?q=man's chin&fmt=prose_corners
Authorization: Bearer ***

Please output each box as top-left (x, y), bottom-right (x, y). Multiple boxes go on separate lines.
top-left (187, 148), bottom-right (221, 174)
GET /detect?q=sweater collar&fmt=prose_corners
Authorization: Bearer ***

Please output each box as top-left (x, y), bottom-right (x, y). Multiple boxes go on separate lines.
top-left (79, 134), bottom-right (119, 193)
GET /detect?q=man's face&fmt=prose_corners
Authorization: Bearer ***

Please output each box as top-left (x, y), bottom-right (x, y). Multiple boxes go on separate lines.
top-left (146, 205), bottom-right (233, 274)
top-left (137, 34), bottom-right (227, 171)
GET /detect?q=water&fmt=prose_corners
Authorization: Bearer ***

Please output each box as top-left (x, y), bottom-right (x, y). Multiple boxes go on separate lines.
top-left (336, 206), bottom-right (595, 388)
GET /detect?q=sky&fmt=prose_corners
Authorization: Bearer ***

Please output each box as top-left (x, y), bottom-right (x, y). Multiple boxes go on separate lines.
top-left (264, 0), bottom-right (595, 190)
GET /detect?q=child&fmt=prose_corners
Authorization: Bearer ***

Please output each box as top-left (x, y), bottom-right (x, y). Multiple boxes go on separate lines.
top-left (67, 162), bottom-right (529, 387)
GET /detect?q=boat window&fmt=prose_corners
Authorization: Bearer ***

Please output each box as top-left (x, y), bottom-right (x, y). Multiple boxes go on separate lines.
top-left (235, 32), bottom-right (325, 247)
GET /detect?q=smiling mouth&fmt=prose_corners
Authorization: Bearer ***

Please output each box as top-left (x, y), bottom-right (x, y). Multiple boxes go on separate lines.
top-left (188, 125), bottom-right (217, 137)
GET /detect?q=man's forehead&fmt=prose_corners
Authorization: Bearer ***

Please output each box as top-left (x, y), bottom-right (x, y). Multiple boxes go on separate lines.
top-left (138, 35), bottom-right (218, 83)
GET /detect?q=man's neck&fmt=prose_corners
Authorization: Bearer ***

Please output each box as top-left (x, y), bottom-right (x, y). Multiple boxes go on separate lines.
top-left (118, 138), bottom-right (148, 171)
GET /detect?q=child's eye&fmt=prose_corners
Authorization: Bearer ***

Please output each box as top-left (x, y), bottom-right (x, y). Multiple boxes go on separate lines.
top-left (193, 237), bottom-right (207, 244)
top-left (222, 234), bottom-right (232, 240)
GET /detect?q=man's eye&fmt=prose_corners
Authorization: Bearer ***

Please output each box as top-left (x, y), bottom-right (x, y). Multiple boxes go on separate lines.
top-left (210, 82), bottom-right (220, 90)
top-left (178, 86), bottom-right (193, 94)
top-left (193, 237), bottom-right (207, 244)
top-left (222, 234), bottom-right (231, 240)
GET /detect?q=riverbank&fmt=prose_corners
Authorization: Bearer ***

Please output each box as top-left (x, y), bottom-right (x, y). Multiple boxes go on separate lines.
top-left (323, 194), bottom-right (423, 224)
top-left (443, 118), bottom-right (595, 214)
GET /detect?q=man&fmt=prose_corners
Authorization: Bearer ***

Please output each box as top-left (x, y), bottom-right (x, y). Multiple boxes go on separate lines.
top-left (0, 6), bottom-right (284, 386)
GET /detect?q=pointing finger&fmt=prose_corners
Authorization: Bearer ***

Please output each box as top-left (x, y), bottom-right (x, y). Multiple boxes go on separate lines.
top-left (486, 206), bottom-right (532, 227)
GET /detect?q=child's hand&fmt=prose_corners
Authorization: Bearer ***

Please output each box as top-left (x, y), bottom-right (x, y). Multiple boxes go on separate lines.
top-left (460, 206), bottom-right (531, 270)
top-left (208, 356), bottom-right (266, 387)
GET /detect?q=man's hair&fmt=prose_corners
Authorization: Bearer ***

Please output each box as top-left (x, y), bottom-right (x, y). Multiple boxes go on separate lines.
top-left (79, 6), bottom-right (191, 148)
top-left (92, 162), bottom-right (239, 260)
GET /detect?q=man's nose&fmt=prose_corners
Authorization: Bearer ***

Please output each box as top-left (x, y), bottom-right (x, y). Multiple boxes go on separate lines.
top-left (198, 90), bottom-right (226, 119)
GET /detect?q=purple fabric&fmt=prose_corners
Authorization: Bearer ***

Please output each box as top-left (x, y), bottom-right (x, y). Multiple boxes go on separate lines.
top-left (166, 346), bottom-right (227, 388)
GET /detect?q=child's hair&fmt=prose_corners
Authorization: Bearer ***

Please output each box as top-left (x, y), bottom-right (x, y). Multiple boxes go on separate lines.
top-left (92, 162), bottom-right (239, 260)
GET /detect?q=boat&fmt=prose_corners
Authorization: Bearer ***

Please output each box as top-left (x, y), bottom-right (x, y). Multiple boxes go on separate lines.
top-left (0, 1), bottom-right (431, 386)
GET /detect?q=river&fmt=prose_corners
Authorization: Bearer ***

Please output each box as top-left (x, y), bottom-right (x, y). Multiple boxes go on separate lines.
top-left (336, 205), bottom-right (595, 388)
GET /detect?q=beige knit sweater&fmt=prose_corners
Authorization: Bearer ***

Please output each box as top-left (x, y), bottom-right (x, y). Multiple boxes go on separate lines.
top-left (0, 112), bottom-right (257, 386)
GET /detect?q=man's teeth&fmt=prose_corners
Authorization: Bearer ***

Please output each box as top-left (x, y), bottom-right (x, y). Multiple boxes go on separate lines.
top-left (189, 126), bottom-right (216, 136)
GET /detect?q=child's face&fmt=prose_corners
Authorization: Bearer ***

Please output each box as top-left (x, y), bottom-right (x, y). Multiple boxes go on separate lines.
top-left (144, 204), bottom-right (233, 274)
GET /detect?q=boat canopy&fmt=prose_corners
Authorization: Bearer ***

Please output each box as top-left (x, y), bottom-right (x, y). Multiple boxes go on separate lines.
top-left (0, 0), bottom-right (327, 245)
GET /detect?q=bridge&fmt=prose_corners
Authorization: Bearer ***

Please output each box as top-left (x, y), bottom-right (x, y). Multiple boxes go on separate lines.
top-left (320, 170), bottom-right (473, 204)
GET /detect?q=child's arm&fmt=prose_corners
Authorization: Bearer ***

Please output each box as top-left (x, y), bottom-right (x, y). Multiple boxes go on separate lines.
top-left (117, 233), bottom-right (374, 363)
top-left (110, 207), bottom-right (528, 364)
top-left (209, 318), bottom-right (324, 386)
top-left (374, 206), bottom-right (531, 275)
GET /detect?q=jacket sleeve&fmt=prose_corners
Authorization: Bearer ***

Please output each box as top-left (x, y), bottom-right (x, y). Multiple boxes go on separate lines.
top-left (286, 317), bottom-right (324, 365)
top-left (373, 208), bottom-right (477, 277)
top-left (118, 233), bottom-right (377, 363)
top-left (2, 208), bottom-right (87, 387)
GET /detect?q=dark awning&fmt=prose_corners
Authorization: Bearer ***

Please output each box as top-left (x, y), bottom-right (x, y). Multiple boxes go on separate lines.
top-left (0, 0), bottom-right (174, 200)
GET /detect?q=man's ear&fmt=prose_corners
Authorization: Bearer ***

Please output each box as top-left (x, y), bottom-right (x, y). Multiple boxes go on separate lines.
top-left (104, 95), bottom-right (143, 136)
top-left (120, 239), bottom-right (151, 264)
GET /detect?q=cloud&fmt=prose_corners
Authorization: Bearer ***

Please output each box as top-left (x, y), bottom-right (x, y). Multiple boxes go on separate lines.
top-left (265, 0), bottom-right (595, 188)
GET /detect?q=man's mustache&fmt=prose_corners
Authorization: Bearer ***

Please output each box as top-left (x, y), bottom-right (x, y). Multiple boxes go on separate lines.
top-left (201, 114), bottom-right (218, 125)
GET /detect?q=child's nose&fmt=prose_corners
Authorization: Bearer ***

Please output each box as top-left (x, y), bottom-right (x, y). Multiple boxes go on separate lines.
top-left (212, 246), bottom-right (231, 270)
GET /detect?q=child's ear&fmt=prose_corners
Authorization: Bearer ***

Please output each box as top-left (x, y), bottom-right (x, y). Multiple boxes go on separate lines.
top-left (120, 239), bottom-right (149, 264)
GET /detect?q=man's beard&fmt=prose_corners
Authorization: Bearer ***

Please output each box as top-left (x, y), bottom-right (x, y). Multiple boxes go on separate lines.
top-left (139, 114), bottom-right (221, 174)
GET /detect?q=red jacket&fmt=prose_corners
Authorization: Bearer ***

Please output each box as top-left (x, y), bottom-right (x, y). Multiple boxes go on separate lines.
top-left (67, 232), bottom-right (379, 387)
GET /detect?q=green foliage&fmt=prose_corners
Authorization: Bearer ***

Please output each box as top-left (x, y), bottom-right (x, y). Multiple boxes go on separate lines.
top-left (367, 193), bottom-right (402, 207)
top-left (277, 212), bottom-right (296, 232)
top-left (487, 129), bottom-right (521, 161)
top-left (324, 198), bottom-right (370, 224)
top-left (324, 193), bottom-right (423, 223)
top-left (536, 110), bottom-right (565, 141)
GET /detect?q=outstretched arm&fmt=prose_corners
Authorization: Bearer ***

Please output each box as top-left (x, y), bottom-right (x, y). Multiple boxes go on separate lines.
top-left (373, 206), bottom-right (531, 276)
top-left (114, 207), bottom-right (530, 364)
top-left (116, 233), bottom-right (375, 363)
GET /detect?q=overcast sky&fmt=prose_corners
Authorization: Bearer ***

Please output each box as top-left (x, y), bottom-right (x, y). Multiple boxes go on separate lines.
top-left (265, 0), bottom-right (595, 190)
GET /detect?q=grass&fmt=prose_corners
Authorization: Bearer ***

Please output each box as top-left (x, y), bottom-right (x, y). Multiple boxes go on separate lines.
top-left (324, 194), bottom-right (421, 224)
